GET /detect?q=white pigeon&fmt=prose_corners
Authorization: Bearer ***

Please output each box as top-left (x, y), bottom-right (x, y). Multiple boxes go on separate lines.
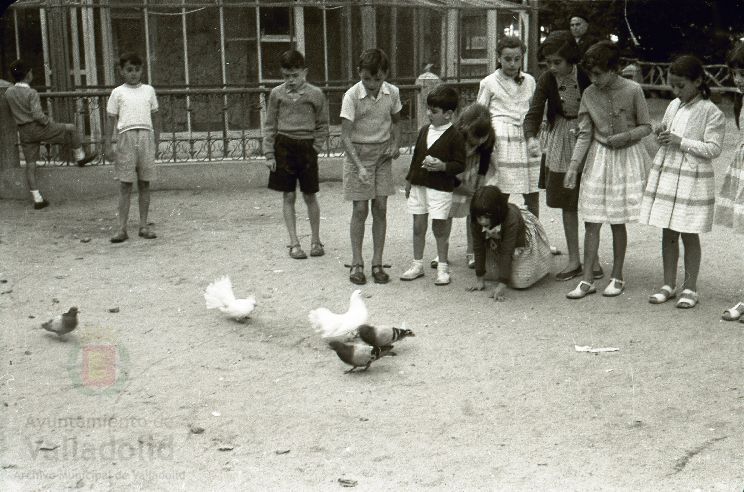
top-left (309, 289), bottom-right (368, 344)
top-left (204, 276), bottom-right (256, 321)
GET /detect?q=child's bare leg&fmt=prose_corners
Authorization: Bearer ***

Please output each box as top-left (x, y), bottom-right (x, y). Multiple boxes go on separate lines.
top-left (283, 191), bottom-right (299, 246)
top-left (137, 180), bottom-right (151, 229)
top-left (412, 214), bottom-right (428, 260)
top-left (370, 196), bottom-right (388, 266)
top-left (350, 200), bottom-right (369, 266)
top-left (303, 192), bottom-right (321, 244)
top-left (432, 218), bottom-right (452, 264)
top-left (581, 222), bottom-right (602, 283)
top-left (116, 181), bottom-right (133, 234)
top-left (609, 224), bottom-right (627, 280)
top-left (466, 216), bottom-right (473, 255)
top-left (562, 210), bottom-right (581, 271)
top-left (25, 159), bottom-right (39, 191)
top-left (680, 232), bottom-right (701, 291)
top-left (661, 228), bottom-right (680, 288)
top-left (523, 192), bottom-right (540, 218)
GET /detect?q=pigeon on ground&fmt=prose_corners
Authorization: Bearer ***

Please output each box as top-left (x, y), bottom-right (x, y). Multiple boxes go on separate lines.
top-left (357, 322), bottom-right (415, 347)
top-left (41, 307), bottom-right (79, 336)
top-left (309, 290), bottom-right (368, 344)
top-left (328, 341), bottom-right (393, 373)
top-left (204, 276), bottom-right (256, 321)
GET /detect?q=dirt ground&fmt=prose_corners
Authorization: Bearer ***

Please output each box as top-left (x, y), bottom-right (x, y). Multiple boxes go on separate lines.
top-left (2, 98), bottom-right (744, 490)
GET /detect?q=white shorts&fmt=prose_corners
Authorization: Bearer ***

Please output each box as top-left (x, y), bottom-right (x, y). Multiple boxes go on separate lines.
top-left (407, 185), bottom-right (453, 220)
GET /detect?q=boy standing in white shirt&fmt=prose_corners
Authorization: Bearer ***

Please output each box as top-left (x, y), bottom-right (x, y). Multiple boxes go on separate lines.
top-left (104, 52), bottom-right (160, 243)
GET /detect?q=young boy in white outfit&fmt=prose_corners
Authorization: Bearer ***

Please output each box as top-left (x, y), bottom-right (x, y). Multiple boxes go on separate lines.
top-left (104, 52), bottom-right (160, 243)
top-left (401, 85), bottom-right (465, 285)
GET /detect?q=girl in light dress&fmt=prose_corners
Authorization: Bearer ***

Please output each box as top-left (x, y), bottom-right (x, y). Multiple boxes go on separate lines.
top-left (640, 55), bottom-right (725, 309)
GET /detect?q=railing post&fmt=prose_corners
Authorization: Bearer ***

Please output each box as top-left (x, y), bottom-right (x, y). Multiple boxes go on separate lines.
top-left (0, 79), bottom-right (21, 170)
top-left (415, 68), bottom-right (442, 130)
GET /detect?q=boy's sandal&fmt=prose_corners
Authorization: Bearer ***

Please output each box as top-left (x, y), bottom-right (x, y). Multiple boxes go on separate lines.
top-left (648, 285), bottom-right (676, 304)
top-left (138, 227), bottom-right (157, 239)
top-left (310, 242), bottom-right (325, 257)
top-left (675, 289), bottom-right (698, 309)
top-left (566, 281), bottom-right (596, 299)
top-left (110, 232), bottom-right (128, 243)
top-left (555, 264), bottom-right (582, 281)
top-left (349, 264), bottom-right (366, 285)
top-left (721, 302), bottom-right (744, 321)
top-left (592, 266), bottom-right (605, 280)
top-left (288, 244), bottom-right (307, 259)
top-left (371, 265), bottom-right (390, 284)
top-left (602, 278), bottom-right (625, 297)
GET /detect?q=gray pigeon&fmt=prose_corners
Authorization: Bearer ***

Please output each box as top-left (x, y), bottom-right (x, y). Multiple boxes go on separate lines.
top-left (357, 323), bottom-right (415, 347)
top-left (328, 341), bottom-right (392, 373)
top-left (41, 307), bottom-right (79, 336)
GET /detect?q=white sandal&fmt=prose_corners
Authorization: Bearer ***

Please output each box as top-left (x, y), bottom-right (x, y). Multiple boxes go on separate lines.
top-left (721, 301), bottom-right (744, 321)
top-left (603, 278), bottom-right (625, 297)
top-left (566, 280), bottom-right (596, 299)
top-left (649, 285), bottom-right (676, 304)
top-left (676, 289), bottom-right (698, 309)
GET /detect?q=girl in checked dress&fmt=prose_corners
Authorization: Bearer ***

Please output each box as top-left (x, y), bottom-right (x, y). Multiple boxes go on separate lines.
top-left (563, 41), bottom-right (653, 299)
top-left (640, 55), bottom-right (725, 309)
top-left (477, 36), bottom-right (541, 218)
top-left (716, 44), bottom-right (744, 321)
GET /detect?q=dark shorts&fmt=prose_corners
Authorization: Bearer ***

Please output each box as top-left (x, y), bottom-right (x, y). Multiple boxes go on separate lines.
top-left (268, 134), bottom-right (319, 194)
top-left (545, 168), bottom-right (581, 212)
top-left (18, 121), bottom-right (77, 163)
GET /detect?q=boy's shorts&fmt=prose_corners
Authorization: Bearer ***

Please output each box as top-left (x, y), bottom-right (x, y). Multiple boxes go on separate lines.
top-left (268, 134), bottom-right (319, 194)
top-left (18, 121), bottom-right (76, 163)
top-left (343, 141), bottom-right (395, 201)
top-left (407, 184), bottom-right (453, 220)
top-left (114, 129), bottom-right (156, 183)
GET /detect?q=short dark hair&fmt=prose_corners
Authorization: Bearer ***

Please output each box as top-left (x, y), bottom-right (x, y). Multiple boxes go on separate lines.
top-left (539, 30), bottom-right (581, 65)
top-left (280, 49), bottom-right (305, 70)
top-left (119, 52), bottom-right (143, 68)
top-left (727, 42), bottom-right (744, 69)
top-left (582, 41), bottom-right (621, 73)
top-left (569, 12), bottom-right (589, 24)
top-left (497, 36), bottom-right (526, 56)
top-left (669, 55), bottom-right (710, 99)
top-left (357, 48), bottom-right (389, 75)
top-left (470, 185), bottom-right (510, 227)
top-left (9, 59), bottom-right (30, 82)
top-left (426, 84), bottom-right (459, 112)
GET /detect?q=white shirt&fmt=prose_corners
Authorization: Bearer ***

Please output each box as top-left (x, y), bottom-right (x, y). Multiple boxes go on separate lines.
top-left (426, 122), bottom-right (452, 148)
top-left (106, 83), bottom-right (159, 133)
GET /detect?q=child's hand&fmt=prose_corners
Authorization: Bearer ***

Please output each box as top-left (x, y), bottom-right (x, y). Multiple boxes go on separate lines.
top-left (653, 122), bottom-right (667, 136)
top-left (607, 132), bottom-right (631, 148)
top-left (563, 168), bottom-right (578, 189)
top-left (357, 165), bottom-right (371, 185)
top-left (527, 137), bottom-right (541, 158)
top-left (657, 130), bottom-right (681, 146)
top-left (265, 158), bottom-right (276, 172)
top-left (466, 277), bottom-right (486, 292)
top-left (405, 182), bottom-right (411, 199)
top-left (423, 156), bottom-right (446, 172)
top-left (488, 282), bottom-right (506, 302)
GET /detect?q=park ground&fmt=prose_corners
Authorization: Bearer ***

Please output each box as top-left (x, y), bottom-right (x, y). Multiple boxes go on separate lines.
top-left (1, 98), bottom-right (744, 490)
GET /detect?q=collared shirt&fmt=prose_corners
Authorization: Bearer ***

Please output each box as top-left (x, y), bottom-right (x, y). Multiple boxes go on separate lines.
top-left (106, 83), bottom-right (159, 133)
top-left (4, 82), bottom-right (49, 125)
top-left (340, 81), bottom-right (402, 143)
top-left (262, 81), bottom-right (329, 157)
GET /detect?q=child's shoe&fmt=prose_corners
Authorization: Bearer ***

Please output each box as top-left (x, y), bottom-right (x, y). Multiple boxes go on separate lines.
top-left (466, 253), bottom-right (475, 269)
top-left (400, 260), bottom-right (424, 281)
top-left (288, 244), bottom-right (307, 259)
top-left (33, 199), bottom-right (49, 210)
top-left (566, 280), bottom-right (596, 299)
top-left (430, 256), bottom-right (439, 269)
top-left (602, 278), bottom-right (625, 297)
top-left (310, 242), bottom-right (325, 257)
top-left (371, 265), bottom-right (389, 284)
top-left (434, 262), bottom-right (450, 286)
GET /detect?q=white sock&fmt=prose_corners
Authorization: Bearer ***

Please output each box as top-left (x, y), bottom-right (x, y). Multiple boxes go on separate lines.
top-left (438, 261), bottom-right (449, 270)
top-left (73, 147), bottom-right (85, 161)
top-left (30, 189), bottom-right (43, 202)
top-left (412, 259), bottom-right (423, 267)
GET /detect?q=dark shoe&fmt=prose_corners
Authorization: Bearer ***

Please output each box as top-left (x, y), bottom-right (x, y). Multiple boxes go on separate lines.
top-left (555, 264), bottom-right (582, 281)
top-left (593, 266), bottom-right (605, 280)
top-left (76, 152), bottom-right (98, 167)
top-left (349, 264), bottom-right (366, 285)
top-left (371, 265), bottom-right (390, 284)
top-left (310, 242), bottom-right (325, 257)
top-left (110, 232), bottom-right (129, 243)
top-left (138, 227), bottom-right (157, 239)
top-left (287, 244), bottom-right (307, 259)
top-left (33, 199), bottom-right (50, 210)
